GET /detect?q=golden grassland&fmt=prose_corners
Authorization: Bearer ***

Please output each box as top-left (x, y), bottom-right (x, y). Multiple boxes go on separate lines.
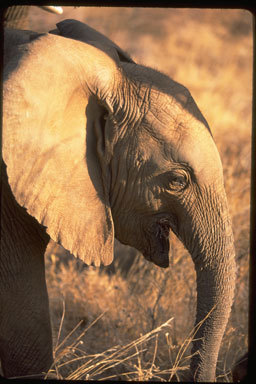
top-left (29, 7), bottom-right (253, 381)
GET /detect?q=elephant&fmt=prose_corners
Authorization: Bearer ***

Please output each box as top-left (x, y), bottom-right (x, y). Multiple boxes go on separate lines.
top-left (1, 19), bottom-right (236, 381)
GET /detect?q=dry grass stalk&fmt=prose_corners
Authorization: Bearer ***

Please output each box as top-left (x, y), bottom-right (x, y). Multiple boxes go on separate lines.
top-left (47, 311), bottom-right (174, 380)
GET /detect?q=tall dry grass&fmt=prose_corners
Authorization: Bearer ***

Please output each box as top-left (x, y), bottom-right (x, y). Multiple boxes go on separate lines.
top-left (26, 6), bottom-right (253, 381)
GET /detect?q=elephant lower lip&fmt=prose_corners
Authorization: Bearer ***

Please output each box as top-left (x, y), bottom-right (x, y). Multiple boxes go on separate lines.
top-left (153, 233), bottom-right (170, 267)
top-left (150, 230), bottom-right (170, 268)
top-left (152, 252), bottom-right (169, 268)
top-left (144, 216), bottom-right (172, 268)
top-left (143, 249), bottom-right (169, 268)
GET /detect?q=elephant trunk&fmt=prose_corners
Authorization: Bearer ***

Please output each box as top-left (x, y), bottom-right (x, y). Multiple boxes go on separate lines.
top-left (187, 190), bottom-right (236, 381)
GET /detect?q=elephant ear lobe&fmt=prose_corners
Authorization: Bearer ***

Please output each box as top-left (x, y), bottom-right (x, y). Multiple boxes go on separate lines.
top-left (3, 33), bottom-right (115, 267)
top-left (51, 19), bottom-right (135, 63)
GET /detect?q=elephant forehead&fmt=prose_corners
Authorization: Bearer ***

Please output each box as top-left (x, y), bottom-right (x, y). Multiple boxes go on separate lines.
top-left (178, 125), bottom-right (224, 185)
top-left (149, 86), bottom-right (211, 132)
top-left (143, 112), bottom-right (223, 186)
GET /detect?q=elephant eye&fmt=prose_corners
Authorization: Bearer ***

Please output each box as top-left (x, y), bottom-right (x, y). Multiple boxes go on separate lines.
top-left (168, 170), bottom-right (188, 190)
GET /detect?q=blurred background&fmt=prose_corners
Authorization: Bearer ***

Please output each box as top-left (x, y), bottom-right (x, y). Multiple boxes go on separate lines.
top-left (5, 6), bottom-right (252, 381)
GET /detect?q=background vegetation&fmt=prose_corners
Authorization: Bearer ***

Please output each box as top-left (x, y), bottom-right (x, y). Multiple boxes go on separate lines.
top-left (26, 6), bottom-right (252, 381)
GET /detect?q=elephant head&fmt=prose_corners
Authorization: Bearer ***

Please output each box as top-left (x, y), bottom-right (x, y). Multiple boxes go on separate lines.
top-left (3, 20), bottom-right (236, 381)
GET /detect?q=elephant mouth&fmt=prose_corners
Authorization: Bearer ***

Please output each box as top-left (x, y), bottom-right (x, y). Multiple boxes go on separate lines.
top-left (144, 215), bottom-right (177, 268)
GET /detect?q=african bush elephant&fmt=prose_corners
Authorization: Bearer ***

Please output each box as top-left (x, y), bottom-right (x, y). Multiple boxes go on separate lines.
top-left (1, 19), bottom-right (236, 381)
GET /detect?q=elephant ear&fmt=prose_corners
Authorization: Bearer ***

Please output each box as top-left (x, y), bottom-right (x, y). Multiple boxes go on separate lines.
top-left (3, 30), bottom-right (119, 267)
top-left (50, 19), bottom-right (135, 64)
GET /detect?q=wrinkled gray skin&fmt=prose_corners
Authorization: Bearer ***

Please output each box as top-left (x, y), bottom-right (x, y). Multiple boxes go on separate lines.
top-left (1, 19), bottom-right (236, 381)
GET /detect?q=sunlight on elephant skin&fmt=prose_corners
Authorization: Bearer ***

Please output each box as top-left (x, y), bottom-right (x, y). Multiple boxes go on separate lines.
top-left (1, 18), bottom-right (237, 382)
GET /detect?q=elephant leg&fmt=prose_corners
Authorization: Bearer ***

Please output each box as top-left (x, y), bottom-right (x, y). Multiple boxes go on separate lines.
top-left (0, 165), bottom-right (53, 378)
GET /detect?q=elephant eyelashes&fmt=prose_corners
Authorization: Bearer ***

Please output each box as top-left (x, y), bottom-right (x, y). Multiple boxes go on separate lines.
top-left (167, 170), bottom-right (189, 190)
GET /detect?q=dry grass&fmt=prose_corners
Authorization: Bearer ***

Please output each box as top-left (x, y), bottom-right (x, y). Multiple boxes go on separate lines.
top-left (27, 6), bottom-right (252, 381)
